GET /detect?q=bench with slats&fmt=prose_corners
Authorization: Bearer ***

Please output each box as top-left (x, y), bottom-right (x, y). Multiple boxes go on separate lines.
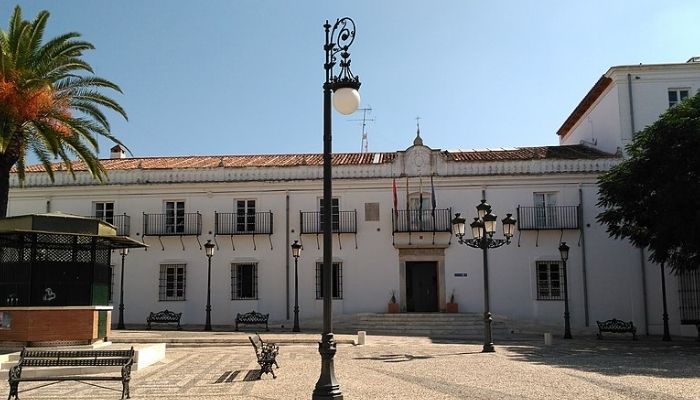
top-left (235, 310), bottom-right (270, 331)
top-left (7, 347), bottom-right (135, 400)
top-left (249, 334), bottom-right (279, 379)
top-left (146, 309), bottom-right (182, 330)
top-left (596, 319), bottom-right (637, 340)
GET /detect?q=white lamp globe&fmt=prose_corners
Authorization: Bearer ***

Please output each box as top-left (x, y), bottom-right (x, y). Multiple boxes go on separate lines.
top-left (333, 87), bottom-right (360, 115)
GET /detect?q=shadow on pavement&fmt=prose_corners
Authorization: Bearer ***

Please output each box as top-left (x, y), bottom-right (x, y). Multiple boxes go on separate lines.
top-left (500, 336), bottom-right (700, 378)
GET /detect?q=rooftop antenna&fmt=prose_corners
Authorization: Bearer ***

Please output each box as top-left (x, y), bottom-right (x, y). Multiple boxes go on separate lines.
top-left (350, 106), bottom-right (374, 153)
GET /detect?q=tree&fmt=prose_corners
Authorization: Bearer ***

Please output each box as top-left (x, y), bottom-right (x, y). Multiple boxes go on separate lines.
top-left (597, 92), bottom-right (700, 273)
top-left (0, 6), bottom-right (127, 217)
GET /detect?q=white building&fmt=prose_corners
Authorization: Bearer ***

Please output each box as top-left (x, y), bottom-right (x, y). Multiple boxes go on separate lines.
top-left (5, 59), bottom-right (700, 338)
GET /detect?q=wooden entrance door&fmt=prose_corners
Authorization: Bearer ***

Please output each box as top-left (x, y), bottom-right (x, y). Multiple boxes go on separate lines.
top-left (406, 261), bottom-right (439, 312)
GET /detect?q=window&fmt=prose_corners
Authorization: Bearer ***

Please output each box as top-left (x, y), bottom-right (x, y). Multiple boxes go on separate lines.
top-left (536, 261), bottom-right (562, 300)
top-left (409, 193), bottom-right (433, 230)
top-left (319, 198), bottom-right (340, 231)
top-left (236, 200), bottom-right (256, 232)
top-left (316, 262), bottom-right (343, 299)
top-left (231, 263), bottom-right (258, 299)
top-left (164, 201), bottom-right (185, 233)
top-left (94, 202), bottom-right (114, 224)
top-left (668, 88), bottom-right (690, 108)
top-left (159, 264), bottom-right (186, 301)
top-left (533, 192), bottom-right (558, 228)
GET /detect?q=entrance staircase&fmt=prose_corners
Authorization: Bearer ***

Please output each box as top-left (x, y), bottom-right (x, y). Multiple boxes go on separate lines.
top-left (304, 312), bottom-right (512, 340)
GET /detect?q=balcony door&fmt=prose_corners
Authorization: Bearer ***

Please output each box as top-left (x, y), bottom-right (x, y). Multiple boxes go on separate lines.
top-left (406, 261), bottom-right (438, 312)
top-left (533, 192), bottom-right (558, 228)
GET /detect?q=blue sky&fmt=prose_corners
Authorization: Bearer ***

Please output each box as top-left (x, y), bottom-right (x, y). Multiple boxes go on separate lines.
top-left (5, 1), bottom-right (700, 158)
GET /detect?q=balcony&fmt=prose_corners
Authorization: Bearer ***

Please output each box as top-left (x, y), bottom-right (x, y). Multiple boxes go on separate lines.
top-left (143, 212), bottom-right (202, 236)
top-left (215, 211), bottom-right (273, 235)
top-left (516, 206), bottom-right (580, 230)
top-left (91, 214), bottom-right (131, 236)
top-left (300, 210), bottom-right (357, 234)
top-left (392, 208), bottom-right (452, 233)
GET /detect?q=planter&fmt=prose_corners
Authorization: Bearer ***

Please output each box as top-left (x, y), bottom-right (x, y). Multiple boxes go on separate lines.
top-left (387, 302), bottom-right (400, 313)
top-left (445, 302), bottom-right (459, 313)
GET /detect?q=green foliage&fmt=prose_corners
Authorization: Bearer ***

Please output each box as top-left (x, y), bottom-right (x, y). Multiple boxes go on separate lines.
top-left (0, 6), bottom-right (127, 216)
top-left (597, 92), bottom-right (700, 273)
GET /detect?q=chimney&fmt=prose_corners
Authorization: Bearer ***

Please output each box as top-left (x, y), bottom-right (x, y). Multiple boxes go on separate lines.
top-left (110, 145), bottom-right (126, 159)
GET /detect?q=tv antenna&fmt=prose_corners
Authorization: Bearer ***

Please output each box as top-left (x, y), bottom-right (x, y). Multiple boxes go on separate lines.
top-left (350, 107), bottom-right (375, 153)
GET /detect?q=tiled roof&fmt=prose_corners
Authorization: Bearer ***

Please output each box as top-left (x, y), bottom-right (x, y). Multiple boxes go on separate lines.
top-left (17, 145), bottom-right (614, 173)
top-left (444, 144), bottom-right (614, 161)
top-left (556, 75), bottom-right (613, 137)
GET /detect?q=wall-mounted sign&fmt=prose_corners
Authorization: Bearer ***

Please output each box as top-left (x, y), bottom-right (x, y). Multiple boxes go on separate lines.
top-left (454, 272), bottom-right (468, 277)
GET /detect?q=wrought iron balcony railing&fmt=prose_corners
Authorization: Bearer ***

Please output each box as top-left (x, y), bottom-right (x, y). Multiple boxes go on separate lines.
top-left (215, 211), bottom-right (273, 235)
top-left (90, 213), bottom-right (131, 236)
top-left (516, 206), bottom-right (580, 230)
top-left (143, 212), bottom-right (202, 236)
top-left (392, 208), bottom-right (452, 233)
top-left (300, 210), bottom-right (357, 234)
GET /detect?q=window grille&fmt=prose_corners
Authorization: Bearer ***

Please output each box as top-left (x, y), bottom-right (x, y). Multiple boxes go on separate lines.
top-left (316, 262), bottom-right (343, 299)
top-left (159, 264), bottom-right (186, 301)
top-left (536, 261), bottom-right (563, 300)
top-left (231, 263), bottom-right (258, 300)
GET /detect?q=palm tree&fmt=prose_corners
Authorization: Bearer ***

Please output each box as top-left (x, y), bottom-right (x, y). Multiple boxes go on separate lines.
top-left (0, 6), bottom-right (127, 217)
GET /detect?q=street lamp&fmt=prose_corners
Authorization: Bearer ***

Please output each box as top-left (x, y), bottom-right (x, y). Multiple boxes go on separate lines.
top-left (660, 262), bottom-right (671, 341)
top-left (291, 240), bottom-right (302, 332)
top-left (452, 199), bottom-right (516, 353)
top-left (117, 248), bottom-right (128, 330)
top-left (314, 17), bottom-right (361, 400)
top-left (559, 242), bottom-right (572, 339)
top-left (204, 240), bottom-right (215, 331)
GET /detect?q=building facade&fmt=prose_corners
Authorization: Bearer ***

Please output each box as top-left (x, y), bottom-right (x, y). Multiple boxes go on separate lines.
top-left (6, 59), bottom-right (700, 338)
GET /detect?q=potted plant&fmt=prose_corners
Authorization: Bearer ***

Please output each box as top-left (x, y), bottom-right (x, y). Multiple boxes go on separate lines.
top-left (446, 290), bottom-right (459, 313)
top-left (387, 290), bottom-right (399, 313)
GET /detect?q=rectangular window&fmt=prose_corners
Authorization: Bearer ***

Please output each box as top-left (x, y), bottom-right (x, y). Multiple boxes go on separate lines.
top-left (231, 263), bottom-right (258, 299)
top-left (164, 201), bottom-right (185, 233)
top-left (668, 88), bottom-right (690, 108)
top-left (316, 262), bottom-right (343, 299)
top-left (536, 261), bottom-right (562, 300)
top-left (236, 200), bottom-right (256, 232)
top-left (159, 264), bottom-right (186, 301)
top-left (319, 198), bottom-right (340, 231)
top-left (533, 192), bottom-right (558, 228)
top-left (94, 202), bottom-right (114, 224)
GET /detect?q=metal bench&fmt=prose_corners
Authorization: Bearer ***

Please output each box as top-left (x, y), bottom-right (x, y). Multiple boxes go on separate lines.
top-left (235, 310), bottom-right (269, 331)
top-left (146, 309), bottom-right (182, 330)
top-left (249, 334), bottom-right (279, 379)
top-left (8, 347), bottom-right (135, 400)
top-left (596, 319), bottom-right (637, 340)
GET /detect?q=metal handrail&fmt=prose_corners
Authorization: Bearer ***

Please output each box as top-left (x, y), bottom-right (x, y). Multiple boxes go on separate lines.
top-left (300, 210), bottom-right (357, 234)
top-left (391, 208), bottom-right (452, 233)
top-left (516, 206), bottom-right (580, 230)
top-left (143, 212), bottom-right (202, 236)
top-left (214, 211), bottom-right (273, 235)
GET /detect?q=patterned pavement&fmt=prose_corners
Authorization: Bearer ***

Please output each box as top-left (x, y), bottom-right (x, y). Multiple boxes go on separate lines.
top-left (1, 334), bottom-right (699, 399)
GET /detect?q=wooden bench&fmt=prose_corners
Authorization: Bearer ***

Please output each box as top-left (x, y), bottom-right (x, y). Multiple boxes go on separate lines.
top-left (8, 347), bottom-right (135, 400)
top-left (235, 310), bottom-right (269, 332)
top-left (146, 309), bottom-right (182, 330)
top-left (596, 319), bottom-right (637, 340)
top-left (249, 334), bottom-right (279, 379)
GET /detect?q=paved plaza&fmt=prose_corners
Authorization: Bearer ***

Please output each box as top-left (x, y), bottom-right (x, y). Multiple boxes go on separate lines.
top-left (1, 332), bottom-right (699, 399)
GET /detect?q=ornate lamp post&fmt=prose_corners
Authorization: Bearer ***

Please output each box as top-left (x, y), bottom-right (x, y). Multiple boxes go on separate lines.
top-left (559, 242), bottom-right (572, 339)
top-left (291, 240), bottom-right (302, 332)
top-left (117, 248), bottom-right (128, 330)
top-left (204, 240), bottom-right (215, 331)
top-left (314, 17), bottom-right (361, 400)
top-left (452, 200), bottom-right (516, 353)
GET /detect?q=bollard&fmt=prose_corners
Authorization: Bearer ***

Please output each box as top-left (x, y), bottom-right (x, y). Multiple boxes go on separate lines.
top-left (357, 330), bottom-right (366, 345)
top-left (544, 332), bottom-right (553, 345)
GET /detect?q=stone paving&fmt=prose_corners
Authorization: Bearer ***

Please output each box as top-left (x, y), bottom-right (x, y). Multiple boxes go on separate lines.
top-left (1, 333), bottom-right (699, 399)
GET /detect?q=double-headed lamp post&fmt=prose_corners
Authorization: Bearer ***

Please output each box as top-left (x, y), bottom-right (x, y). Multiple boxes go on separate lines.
top-left (452, 200), bottom-right (516, 353)
top-left (204, 240), bottom-right (215, 331)
top-left (315, 17), bottom-right (361, 400)
top-left (559, 242), bottom-right (572, 339)
top-left (117, 248), bottom-right (128, 330)
top-left (291, 240), bottom-right (302, 332)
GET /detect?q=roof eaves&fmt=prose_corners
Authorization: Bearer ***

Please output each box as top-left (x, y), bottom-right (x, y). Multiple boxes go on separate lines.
top-left (556, 75), bottom-right (613, 138)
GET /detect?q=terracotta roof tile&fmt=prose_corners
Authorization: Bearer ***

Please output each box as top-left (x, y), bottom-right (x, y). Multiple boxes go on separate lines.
top-left (16, 145), bottom-right (613, 174)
